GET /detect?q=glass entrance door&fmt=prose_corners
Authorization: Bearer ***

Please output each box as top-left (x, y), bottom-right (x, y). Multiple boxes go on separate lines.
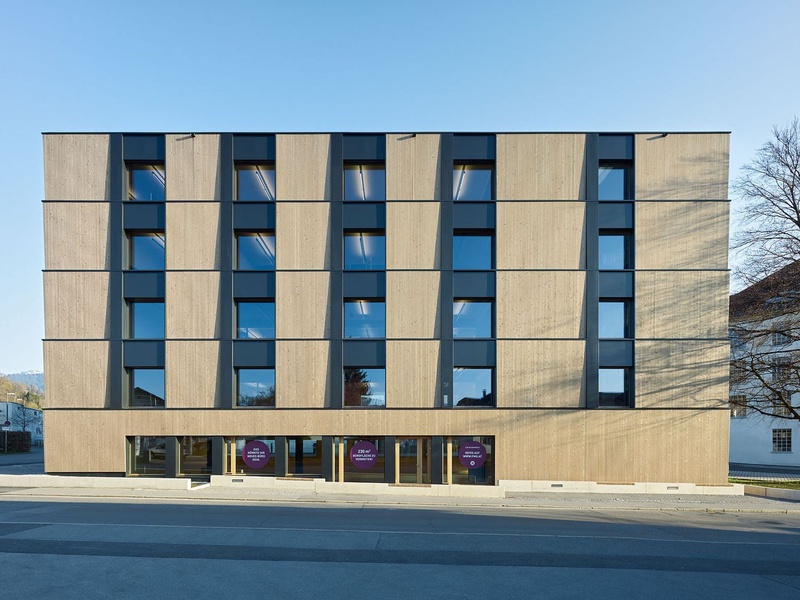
top-left (397, 437), bottom-right (431, 484)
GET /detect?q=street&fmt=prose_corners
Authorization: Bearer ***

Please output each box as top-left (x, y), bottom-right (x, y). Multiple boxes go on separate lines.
top-left (0, 497), bottom-right (799, 599)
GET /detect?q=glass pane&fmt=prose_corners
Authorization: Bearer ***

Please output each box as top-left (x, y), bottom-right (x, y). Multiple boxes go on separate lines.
top-left (453, 301), bottom-right (492, 338)
top-left (599, 368), bottom-right (627, 407)
top-left (237, 302), bottom-right (275, 339)
top-left (237, 369), bottom-right (275, 407)
top-left (454, 368), bottom-right (493, 407)
top-left (598, 301), bottom-right (626, 338)
top-left (598, 235), bottom-right (626, 270)
top-left (237, 233), bottom-right (275, 270)
top-left (341, 436), bottom-right (386, 483)
top-left (344, 233), bottom-right (385, 270)
top-left (129, 165), bottom-right (165, 201)
top-left (130, 436), bottom-right (166, 476)
top-left (130, 233), bottom-right (165, 270)
top-left (450, 436), bottom-right (494, 485)
top-left (130, 369), bottom-right (165, 407)
top-left (287, 436), bottom-right (323, 477)
top-left (453, 164), bottom-right (493, 201)
top-left (453, 235), bottom-right (493, 270)
top-left (344, 164), bottom-right (386, 201)
top-left (179, 436), bottom-right (212, 475)
top-left (598, 166), bottom-right (627, 200)
top-left (236, 164), bottom-right (275, 201)
top-left (344, 368), bottom-right (386, 407)
top-left (131, 302), bottom-right (165, 339)
top-left (344, 301), bottom-right (386, 338)
top-left (234, 437), bottom-right (276, 475)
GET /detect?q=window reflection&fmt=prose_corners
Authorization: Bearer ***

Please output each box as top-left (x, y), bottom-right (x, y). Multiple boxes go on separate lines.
top-left (130, 436), bottom-right (166, 476)
top-left (130, 301), bottom-right (165, 339)
top-left (454, 368), bottom-right (494, 407)
top-left (237, 369), bottom-right (275, 407)
top-left (236, 233), bottom-right (276, 270)
top-left (344, 301), bottom-right (386, 338)
top-left (598, 165), bottom-right (629, 200)
top-left (344, 232), bottom-right (385, 270)
top-left (344, 368), bottom-right (385, 407)
top-left (453, 301), bottom-right (492, 338)
top-left (128, 164), bottom-right (165, 201)
top-left (598, 301), bottom-right (627, 339)
top-left (129, 233), bottom-right (165, 270)
top-left (237, 302), bottom-right (275, 339)
top-left (344, 163), bottom-right (385, 201)
top-left (453, 235), bottom-right (493, 270)
top-left (598, 234), bottom-right (628, 270)
top-left (129, 369), bottom-right (165, 407)
top-left (453, 164), bottom-right (493, 201)
top-left (236, 164), bottom-right (276, 201)
top-left (599, 368), bottom-right (628, 407)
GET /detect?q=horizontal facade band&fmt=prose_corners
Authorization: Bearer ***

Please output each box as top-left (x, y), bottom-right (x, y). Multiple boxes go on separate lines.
top-left (43, 406), bottom-right (730, 412)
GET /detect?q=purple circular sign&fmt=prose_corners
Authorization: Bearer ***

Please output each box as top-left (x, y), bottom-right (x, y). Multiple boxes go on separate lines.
top-left (242, 441), bottom-right (271, 469)
top-left (458, 441), bottom-right (487, 469)
top-left (349, 440), bottom-right (378, 470)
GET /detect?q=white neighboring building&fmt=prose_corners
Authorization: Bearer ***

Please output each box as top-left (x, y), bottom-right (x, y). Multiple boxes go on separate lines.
top-left (0, 402), bottom-right (43, 445)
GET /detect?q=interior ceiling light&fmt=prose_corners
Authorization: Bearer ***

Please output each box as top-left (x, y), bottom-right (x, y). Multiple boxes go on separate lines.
top-left (255, 167), bottom-right (275, 201)
top-left (454, 166), bottom-right (467, 201)
top-left (359, 165), bottom-right (367, 201)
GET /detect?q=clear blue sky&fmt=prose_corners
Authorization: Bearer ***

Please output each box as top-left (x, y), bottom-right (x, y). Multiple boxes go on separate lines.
top-left (1, 0), bottom-right (798, 373)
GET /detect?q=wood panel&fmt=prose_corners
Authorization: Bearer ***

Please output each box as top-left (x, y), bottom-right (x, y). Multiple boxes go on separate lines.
top-left (44, 203), bottom-right (110, 270)
top-left (275, 341), bottom-right (331, 408)
top-left (43, 341), bottom-right (110, 409)
top-left (496, 271), bottom-right (586, 339)
top-left (386, 271), bottom-right (440, 339)
top-left (165, 341), bottom-right (220, 408)
top-left (276, 134), bottom-right (331, 200)
top-left (275, 272), bottom-right (331, 339)
top-left (635, 133), bottom-right (730, 200)
top-left (165, 202), bottom-right (221, 270)
top-left (496, 202), bottom-right (585, 269)
top-left (386, 341), bottom-right (440, 408)
top-left (635, 340), bottom-right (729, 409)
top-left (386, 133), bottom-right (440, 201)
top-left (44, 272), bottom-right (110, 339)
top-left (165, 134), bottom-right (221, 200)
top-left (636, 201), bottom-right (729, 269)
top-left (43, 134), bottom-right (110, 201)
top-left (496, 340), bottom-right (585, 408)
top-left (165, 272), bottom-right (221, 339)
top-left (635, 270), bottom-right (728, 339)
top-left (386, 202), bottom-right (440, 269)
top-left (276, 203), bottom-right (331, 270)
top-left (496, 134), bottom-right (586, 200)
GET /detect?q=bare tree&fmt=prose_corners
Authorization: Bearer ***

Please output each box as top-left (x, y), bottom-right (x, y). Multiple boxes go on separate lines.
top-left (10, 401), bottom-right (41, 433)
top-left (730, 118), bottom-right (800, 422)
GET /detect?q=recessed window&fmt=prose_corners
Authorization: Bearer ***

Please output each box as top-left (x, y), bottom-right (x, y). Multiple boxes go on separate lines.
top-left (237, 369), bottom-right (275, 407)
top-left (598, 301), bottom-right (629, 339)
top-left (344, 163), bottom-right (385, 201)
top-left (598, 163), bottom-right (630, 201)
top-left (599, 368), bottom-right (629, 407)
top-left (128, 164), bottom-right (165, 201)
top-left (129, 301), bottom-right (165, 339)
top-left (129, 233), bottom-right (165, 270)
top-left (772, 358), bottom-right (791, 382)
top-left (454, 368), bottom-right (494, 407)
top-left (772, 331), bottom-right (792, 346)
top-left (730, 397), bottom-right (748, 418)
top-left (598, 233), bottom-right (629, 270)
top-left (344, 368), bottom-right (385, 407)
top-left (237, 302), bottom-right (275, 339)
top-left (773, 429), bottom-right (792, 453)
top-left (453, 163), bottom-right (494, 201)
top-left (236, 163), bottom-right (275, 201)
top-left (130, 436), bottom-right (166, 476)
top-left (344, 301), bottom-right (386, 338)
top-left (453, 301), bottom-right (493, 338)
top-left (453, 234), bottom-right (493, 271)
top-left (129, 368), bottom-right (165, 408)
top-left (236, 233), bottom-right (275, 270)
top-left (344, 232), bottom-right (385, 270)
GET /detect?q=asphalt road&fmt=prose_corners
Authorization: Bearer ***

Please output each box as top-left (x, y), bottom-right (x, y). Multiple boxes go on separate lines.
top-left (0, 498), bottom-right (799, 599)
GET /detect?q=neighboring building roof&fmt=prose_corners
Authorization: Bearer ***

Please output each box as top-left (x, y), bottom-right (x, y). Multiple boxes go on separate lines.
top-left (730, 261), bottom-right (800, 320)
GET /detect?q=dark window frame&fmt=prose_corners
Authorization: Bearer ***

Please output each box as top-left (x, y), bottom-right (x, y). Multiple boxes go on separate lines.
top-left (236, 300), bottom-right (276, 340)
top-left (235, 161), bottom-right (276, 202)
top-left (343, 161), bottom-right (386, 202)
top-left (453, 161), bottom-right (495, 201)
top-left (598, 230), bottom-right (632, 270)
top-left (126, 367), bottom-right (165, 409)
top-left (453, 299), bottom-right (494, 339)
top-left (235, 231), bottom-right (276, 271)
top-left (453, 367), bottom-right (495, 408)
top-left (127, 232), bottom-right (166, 271)
top-left (127, 162), bottom-right (166, 202)
top-left (344, 299), bottom-right (386, 339)
top-left (343, 230), bottom-right (386, 271)
top-left (235, 367), bottom-right (276, 408)
top-left (128, 300), bottom-right (166, 340)
top-left (453, 230), bottom-right (495, 271)
top-left (598, 160), bottom-right (632, 201)
top-left (343, 367), bottom-right (386, 408)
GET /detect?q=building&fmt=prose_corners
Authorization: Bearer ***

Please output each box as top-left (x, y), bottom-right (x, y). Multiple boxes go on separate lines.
top-left (42, 131), bottom-right (731, 484)
top-left (729, 262), bottom-right (800, 466)
top-left (0, 402), bottom-right (43, 445)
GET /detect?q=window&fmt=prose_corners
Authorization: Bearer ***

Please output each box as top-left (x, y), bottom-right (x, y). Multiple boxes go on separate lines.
top-left (453, 163), bottom-right (494, 201)
top-left (772, 429), bottom-right (792, 453)
top-left (772, 331), bottom-right (792, 346)
top-left (344, 368), bottom-right (385, 407)
top-left (454, 368), bottom-right (494, 407)
top-left (128, 233), bottom-right (165, 270)
top-left (128, 164), bottom-right (165, 201)
top-left (453, 301), bottom-right (493, 338)
top-left (344, 232), bottom-right (385, 270)
top-left (772, 357), bottom-right (791, 381)
top-left (236, 369), bottom-right (275, 407)
top-left (129, 368), bottom-right (165, 408)
top-left (236, 163), bottom-right (275, 201)
top-left (730, 395), bottom-right (748, 418)
top-left (598, 301), bottom-right (629, 339)
top-left (344, 163), bottom-right (385, 201)
top-left (729, 331), bottom-right (746, 353)
top-left (598, 233), bottom-right (630, 270)
top-left (598, 163), bottom-right (630, 201)
top-left (130, 436), bottom-right (166, 476)
top-left (344, 300), bottom-right (385, 338)
top-left (599, 368), bottom-right (629, 407)
top-left (236, 233), bottom-right (275, 270)
top-left (129, 301), bottom-right (165, 339)
top-left (453, 234), bottom-right (493, 271)
top-left (236, 302), bottom-right (275, 339)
